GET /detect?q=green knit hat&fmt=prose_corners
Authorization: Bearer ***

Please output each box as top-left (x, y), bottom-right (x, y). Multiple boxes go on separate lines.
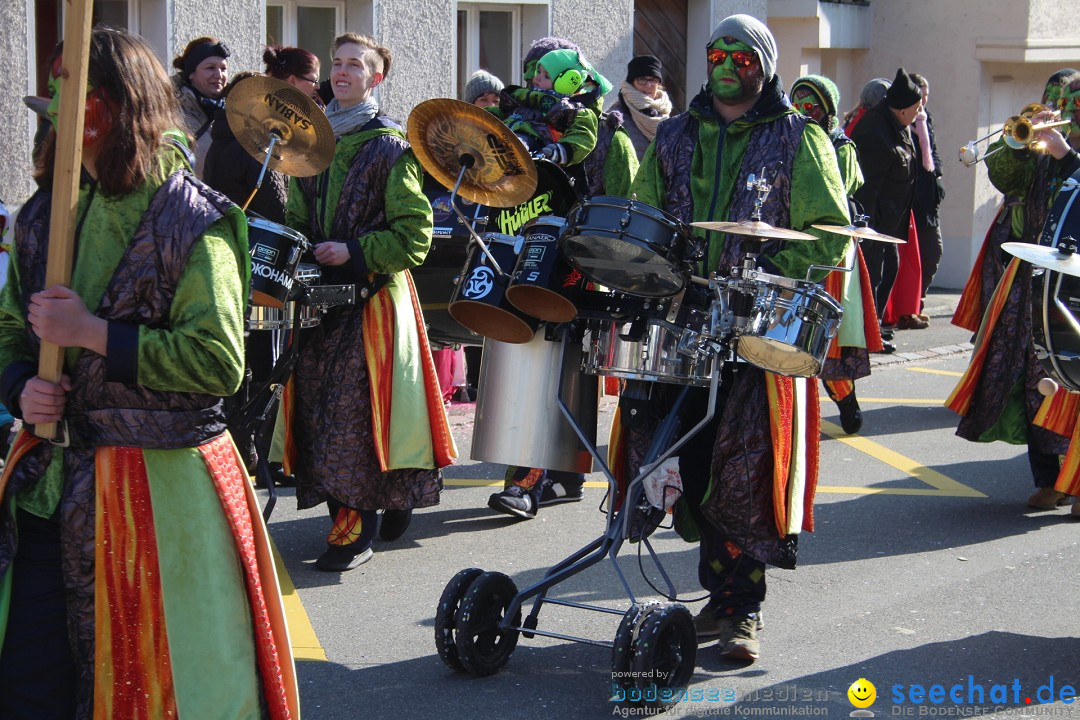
top-left (792, 74), bottom-right (839, 119)
top-left (538, 48), bottom-right (613, 96)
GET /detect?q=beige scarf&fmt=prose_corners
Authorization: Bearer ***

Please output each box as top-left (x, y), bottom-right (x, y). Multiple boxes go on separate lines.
top-left (619, 80), bottom-right (673, 142)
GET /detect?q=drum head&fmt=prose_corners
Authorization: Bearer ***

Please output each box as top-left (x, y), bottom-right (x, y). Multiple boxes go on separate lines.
top-left (736, 337), bottom-right (822, 378)
top-left (448, 301), bottom-right (538, 344)
top-left (1034, 170), bottom-right (1080, 390)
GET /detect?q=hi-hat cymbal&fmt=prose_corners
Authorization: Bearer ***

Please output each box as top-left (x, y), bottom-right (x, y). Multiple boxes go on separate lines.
top-left (1002, 242), bottom-right (1080, 278)
top-left (690, 220), bottom-right (817, 242)
top-left (407, 98), bottom-right (537, 207)
top-left (812, 224), bottom-right (906, 244)
top-left (226, 76), bottom-right (335, 177)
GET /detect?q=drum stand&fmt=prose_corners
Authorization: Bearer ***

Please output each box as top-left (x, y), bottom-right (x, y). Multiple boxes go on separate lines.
top-left (436, 323), bottom-right (727, 703)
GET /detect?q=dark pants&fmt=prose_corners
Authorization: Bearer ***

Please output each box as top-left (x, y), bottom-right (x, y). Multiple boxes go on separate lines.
top-left (1028, 446), bottom-right (1062, 489)
top-left (326, 499), bottom-right (378, 551)
top-left (915, 213), bottom-right (943, 305)
top-left (862, 241), bottom-right (900, 321)
top-left (0, 511), bottom-right (78, 719)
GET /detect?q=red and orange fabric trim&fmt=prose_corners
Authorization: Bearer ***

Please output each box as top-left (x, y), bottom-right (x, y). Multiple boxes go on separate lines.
top-left (952, 206), bottom-right (1003, 332)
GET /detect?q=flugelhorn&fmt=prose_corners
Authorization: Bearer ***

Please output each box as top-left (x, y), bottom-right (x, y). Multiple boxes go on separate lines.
top-left (959, 103), bottom-right (1072, 166)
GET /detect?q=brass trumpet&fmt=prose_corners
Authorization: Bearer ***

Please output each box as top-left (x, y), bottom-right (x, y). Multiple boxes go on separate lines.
top-left (959, 103), bottom-right (1072, 166)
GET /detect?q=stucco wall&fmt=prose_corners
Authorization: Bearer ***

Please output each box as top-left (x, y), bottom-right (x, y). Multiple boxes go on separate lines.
top-left (171, 0), bottom-right (264, 75)
top-left (0, 0), bottom-right (36, 206)
top-left (552, 0), bottom-right (631, 112)
top-left (375, 0), bottom-right (455, 124)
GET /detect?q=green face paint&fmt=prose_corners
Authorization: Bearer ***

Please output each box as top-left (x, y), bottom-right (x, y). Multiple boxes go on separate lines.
top-left (1061, 87), bottom-right (1080, 135)
top-left (707, 38), bottom-right (754, 101)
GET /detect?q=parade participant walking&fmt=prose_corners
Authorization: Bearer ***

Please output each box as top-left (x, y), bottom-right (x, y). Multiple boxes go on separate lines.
top-left (0, 26), bottom-right (297, 718)
top-left (948, 70), bottom-right (1080, 512)
top-left (617, 54), bottom-right (674, 160)
top-left (285, 33), bottom-right (455, 571)
top-left (623, 14), bottom-right (849, 662)
top-left (171, 35), bottom-right (230, 176)
top-left (791, 74), bottom-right (882, 434)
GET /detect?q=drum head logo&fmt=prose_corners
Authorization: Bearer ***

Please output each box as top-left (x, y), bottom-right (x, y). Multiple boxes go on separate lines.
top-left (464, 266), bottom-right (495, 299)
top-left (252, 243), bottom-right (279, 265)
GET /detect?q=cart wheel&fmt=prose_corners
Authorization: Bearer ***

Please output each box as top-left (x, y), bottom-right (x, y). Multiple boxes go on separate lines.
top-left (454, 571), bottom-right (521, 676)
top-left (435, 567), bottom-right (484, 671)
top-left (631, 603), bottom-right (697, 708)
top-left (610, 602), bottom-right (661, 695)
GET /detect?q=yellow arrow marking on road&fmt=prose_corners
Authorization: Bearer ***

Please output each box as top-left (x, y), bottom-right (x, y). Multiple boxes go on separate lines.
top-left (270, 537), bottom-right (328, 661)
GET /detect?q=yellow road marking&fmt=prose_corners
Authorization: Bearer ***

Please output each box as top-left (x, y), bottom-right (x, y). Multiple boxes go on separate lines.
top-left (270, 537), bottom-right (328, 661)
top-left (907, 367), bottom-right (964, 378)
top-left (821, 397), bottom-right (945, 405)
top-left (445, 478), bottom-right (609, 488)
top-left (820, 419), bottom-right (985, 497)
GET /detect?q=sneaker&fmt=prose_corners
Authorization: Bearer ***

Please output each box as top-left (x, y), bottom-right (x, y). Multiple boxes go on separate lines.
top-left (721, 614), bottom-right (760, 661)
top-left (315, 545), bottom-right (373, 572)
top-left (1027, 487), bottom-right (1070, 510)
top-left (538, 481), bottom-right (584, 506)
top-left (694, 608), bottom-right (728, 640)
top-left (879, 327), bottom-right (895, 341)
top-left (488, 485), bottom-right (537, 519)
top-left (876, 340), bottom-right (897, 354)
top-left (836, 392), bottom-right (863, 435)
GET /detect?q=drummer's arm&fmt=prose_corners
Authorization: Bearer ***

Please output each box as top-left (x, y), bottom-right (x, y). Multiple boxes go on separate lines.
top-left (351, 150), bottom-right (434, 275)
top-left (770, 127), bottom-right (850, 281)
top-left (111, 215), bottom-right (248, 396)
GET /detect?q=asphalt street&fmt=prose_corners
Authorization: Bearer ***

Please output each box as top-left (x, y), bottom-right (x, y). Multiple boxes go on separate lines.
top-left (260, 289), bottom-right (1080, 720)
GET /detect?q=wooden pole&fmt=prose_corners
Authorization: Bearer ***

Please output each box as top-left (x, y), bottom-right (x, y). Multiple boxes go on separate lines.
top-left (35, 0), bottom-right (93, 442)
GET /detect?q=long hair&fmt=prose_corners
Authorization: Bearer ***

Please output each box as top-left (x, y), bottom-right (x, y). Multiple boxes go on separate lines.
top-left (263, 45), bottom-right (320, 81)
top-left (36, 25), bottom-right (182, 196)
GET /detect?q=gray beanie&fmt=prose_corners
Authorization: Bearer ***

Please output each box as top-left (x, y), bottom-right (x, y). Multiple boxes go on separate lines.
top-left (464, 70), bottom-right (504, 104)
top-left (859, 77), bottom-right (891, 107)
top-left (708, 14), bottom-right (777, 82)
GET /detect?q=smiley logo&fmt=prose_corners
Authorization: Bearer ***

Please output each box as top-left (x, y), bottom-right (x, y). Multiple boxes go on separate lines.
top-left (848, 678), bottom-right (876, 708)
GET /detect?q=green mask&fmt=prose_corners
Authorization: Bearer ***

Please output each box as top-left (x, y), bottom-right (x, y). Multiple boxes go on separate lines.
top-left (707, 39), bottom-right (754, 101)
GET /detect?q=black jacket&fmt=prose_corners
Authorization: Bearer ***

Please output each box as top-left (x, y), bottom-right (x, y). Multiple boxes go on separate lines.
top-left (850, 100), bottom-right (917, 239)
top-left (202, 106), bottom-right (289, 223)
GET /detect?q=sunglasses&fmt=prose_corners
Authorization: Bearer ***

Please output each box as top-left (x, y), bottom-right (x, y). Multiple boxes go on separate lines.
top-left (1058, 96), bottom-right (1080, 112)
top-left (707, 48), bottom-right (755, 68)
top-left (795, 100), bottom-right (823, 114)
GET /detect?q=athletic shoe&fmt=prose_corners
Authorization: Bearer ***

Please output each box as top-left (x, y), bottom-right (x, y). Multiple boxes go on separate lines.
top-left (488, 486), bottom-right (537, 519)
top-left (538, 481), bottom-right (584, 506)
top-left (721, 614), bottom-right (761, 661)
top-left (315, 545), bottom-right (373, 572)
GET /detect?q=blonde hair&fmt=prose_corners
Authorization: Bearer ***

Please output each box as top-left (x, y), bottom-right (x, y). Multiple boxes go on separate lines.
top-left (331, 33), bottom-right (391, 79)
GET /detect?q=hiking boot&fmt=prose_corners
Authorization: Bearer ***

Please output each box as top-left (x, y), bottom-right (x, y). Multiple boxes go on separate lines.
top-left (720, 614), bottom-right (760, 661)
top-left (539, 480), bottom-right (584, 506)
top-left (898, 314), bottom-right (930, 330)
top-left (1027, 487), bottom-right (1070, 510)
top-left (836, 392), bottom-right (863, 435)
top-left (488, 485), bottom-right (538, 519)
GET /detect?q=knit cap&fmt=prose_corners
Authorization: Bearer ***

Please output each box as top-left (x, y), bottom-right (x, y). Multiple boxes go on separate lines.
top-left (792, 75), bottom-right (839, 118)
top-left (885, 67), bottom-right (921, 110)
top-left (708, 14), bottom-right (777, 82)
top-left (859, 78), bottom-right (891, 107)
top-left (626, 55), bottom-right (663, 84)
top-left (464, 70), bottom-right (504, 104)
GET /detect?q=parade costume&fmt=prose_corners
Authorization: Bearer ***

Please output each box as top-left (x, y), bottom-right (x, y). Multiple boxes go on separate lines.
top-left (0, 147), bottom-right (298, 719)
top-left (287, 115), bottom-right (456, 560)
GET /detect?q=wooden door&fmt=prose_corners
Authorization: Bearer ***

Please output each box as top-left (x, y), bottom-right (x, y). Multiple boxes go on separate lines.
top-left (633, 0), bottom-right (688, 112)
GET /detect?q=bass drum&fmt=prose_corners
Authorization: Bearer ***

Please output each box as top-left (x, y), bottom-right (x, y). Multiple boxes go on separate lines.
top-left (1032, 169), bottom-right (1080, 391)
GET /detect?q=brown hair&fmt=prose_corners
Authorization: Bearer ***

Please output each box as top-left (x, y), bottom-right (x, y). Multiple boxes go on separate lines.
top-left (331, 33), bottom-right (392, 79)
top-left (263, 45), bottom-right (320, 81)
top-left (37, 25), bottom-right (183, 195)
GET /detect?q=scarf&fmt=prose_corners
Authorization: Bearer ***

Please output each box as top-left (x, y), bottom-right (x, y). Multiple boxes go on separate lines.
top-left (619, 80), bottom-right (672, 142)
top-left (325, 97), bottom-right (379, 138)
top-left (913, 109), bottom-right (935, 172)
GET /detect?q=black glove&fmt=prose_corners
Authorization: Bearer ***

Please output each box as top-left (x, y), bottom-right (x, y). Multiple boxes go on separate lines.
top-left (539, 142), bottom-right (569, 166)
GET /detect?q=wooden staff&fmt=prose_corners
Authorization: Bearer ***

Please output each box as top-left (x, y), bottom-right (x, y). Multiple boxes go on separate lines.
top-left (35, 0), bottom-right (93, 442)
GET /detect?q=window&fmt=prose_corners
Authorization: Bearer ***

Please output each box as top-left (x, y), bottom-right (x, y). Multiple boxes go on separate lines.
top-left (266, 1), bottom-right (344, 81)
top-left (456, 4), bottom-right (521, 100)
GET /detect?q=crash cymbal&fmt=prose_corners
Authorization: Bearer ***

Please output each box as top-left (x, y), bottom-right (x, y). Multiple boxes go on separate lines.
top-left (1002, 242), bottom-right (1080, 278)
top-left (226, 75), bottom-right (335, 177)
top-left (407, 98), bottom-right (536, 207)
top-left (812, 224), bottom-right (906, 244)
top-left (690, 220), bottom-right (817, 242)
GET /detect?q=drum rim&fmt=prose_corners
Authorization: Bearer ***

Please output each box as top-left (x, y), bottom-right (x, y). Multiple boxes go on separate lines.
top-left (248, 215), bottom-right (311, 246)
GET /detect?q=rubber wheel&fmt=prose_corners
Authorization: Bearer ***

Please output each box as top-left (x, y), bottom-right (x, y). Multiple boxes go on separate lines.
top-left (630, 603), bottom-right (697, 708)
top-left (610, 602), bottom-right (661, 695)
top-left (454, 571), bottom-right (521, 676)
top-left (434, 568), bottom-right (484, 671)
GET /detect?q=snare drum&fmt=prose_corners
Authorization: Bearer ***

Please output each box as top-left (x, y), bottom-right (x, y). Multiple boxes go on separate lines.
top-left (735, 273), bottom-right (843, 378)
top-left (448, 233), bottom-right (540, 344)
top-left (248, 264), bottom-right (323, 331)
top-left (560, 197), bottom-right (703, 297)
top-left (1032, 169), bottom-right (1080, 390)
top-left (506, 217), bottom-right (586, 323)
top-left (248, 215), bottom-right (311, 308)
top-left (584, 319), bottom-right (716, 387)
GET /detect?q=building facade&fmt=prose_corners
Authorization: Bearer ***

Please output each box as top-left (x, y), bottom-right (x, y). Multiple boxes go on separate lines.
top-left (1, 0), bottom-right (1078, 291)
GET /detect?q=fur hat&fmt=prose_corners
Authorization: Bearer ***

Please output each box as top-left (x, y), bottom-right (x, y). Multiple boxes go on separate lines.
top-left (885, 67), bottom-right (922, 110)
top-left (708, 14), bottom-right (778, 82)
top-left (464, 70), bottom-right (504, 104)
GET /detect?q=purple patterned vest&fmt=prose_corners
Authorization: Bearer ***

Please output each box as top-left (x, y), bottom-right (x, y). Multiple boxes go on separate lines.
top-left (15, 171), bottom-right (237, 448)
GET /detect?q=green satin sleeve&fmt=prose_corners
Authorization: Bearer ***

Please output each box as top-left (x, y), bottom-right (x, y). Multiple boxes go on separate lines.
top-left (355, 150), bottom-right (434, 273)
top-left (602, 129), bottom-right (640, 198)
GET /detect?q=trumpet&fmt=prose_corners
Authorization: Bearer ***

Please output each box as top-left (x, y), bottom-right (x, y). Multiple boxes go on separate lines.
top-left (958, 103), bottom-right (1072, 166)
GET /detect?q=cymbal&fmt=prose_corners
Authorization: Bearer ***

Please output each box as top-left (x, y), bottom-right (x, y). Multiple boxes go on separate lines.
top-left (690, 220), bottom-right (817, 242)
top-left (1002, 242), bottom-right (1080, 278)
top-left (812, 224), bottom-right (906, 244)
top-left (407, 99), bottom-right (537, 207)
top-left (226, 76), bottom-right (335, 177)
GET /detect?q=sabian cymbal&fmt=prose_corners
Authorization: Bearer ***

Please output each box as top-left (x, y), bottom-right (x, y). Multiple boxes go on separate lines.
top-left (407, 98), bottom-right (537, 207)
top-left (811, 224), bottom-right (906, 244)
top-left (226, 75), bottom-right (335, 177)
top-left (691, 220), bottom-right (817, 242)
top-left (1002, 242), bottom-right (1080, 278)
